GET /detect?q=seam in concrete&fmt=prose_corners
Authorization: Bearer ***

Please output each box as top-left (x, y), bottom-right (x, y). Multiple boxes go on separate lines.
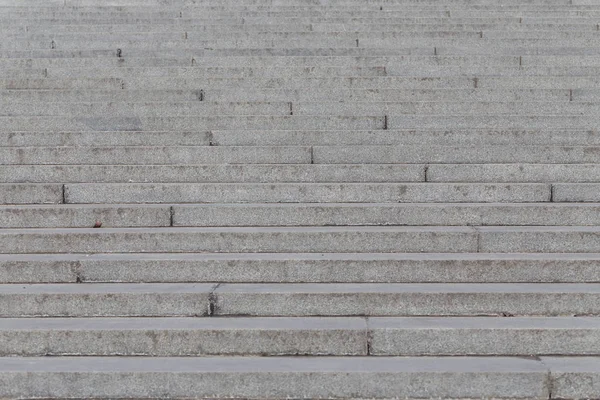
top-left (473, 77), bottom-right (479, 88)
top-left (473, 227), bottom-right (481, 253)
top-left (550, 184), bottom-right (555, 202)
top-left (365, 317), bottom-right (373, 356)
top-left (434, 46), bottom-right (437, 55)
top-left (424, 165), bottom-right (429, 182)
top-left (384, 115), bottom-right (388, 130)
top-left (310, 146), bottom-right (314, 164)
top-left (207, 283), bottom-right (221, 317)
top-left (169, 206), bottom-right (175, 227)
top-left (71, 261), bottom-right (83, 284)
top-left (537, 358), bottom-right (553, 400)
top-left (61, 184), bottom-right (66, 204)
top-left (356, 38), bottom-right (359, 48)
top-left (289, 102), bottom-right (293, 115)
top-left (569, 89), bottom-right (573, 101)
top-left (207, 131), bottom-right (214, 146)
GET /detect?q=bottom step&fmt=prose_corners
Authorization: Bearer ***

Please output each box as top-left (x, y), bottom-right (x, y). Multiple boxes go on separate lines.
top-left (0, 356), bottom-right (565, 399)
top-left (1, 356), bottom-right (599, 399)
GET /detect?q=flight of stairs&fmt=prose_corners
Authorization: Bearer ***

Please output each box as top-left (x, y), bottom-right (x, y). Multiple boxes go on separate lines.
top-left (2, 0), bottom-right (600, 398)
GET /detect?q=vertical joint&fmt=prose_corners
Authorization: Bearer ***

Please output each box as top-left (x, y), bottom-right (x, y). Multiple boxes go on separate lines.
top-left (289, 102), bottom-right (293, 115)
top-left (384, 115), bottom-right (388, 130)
top-left (207, 283), bottom-right (221, 316)
top-left (424, 165), bottom-right (429, 182)
top-left (366, 322), bottom-right (373, 356)
top-left (473, 77), bottom-right (479, 88)
top-left (169, 206), bottom-right (175, 227)
top-left (569, 89), bottom-right (573, 101)
top-left (310, 146), bottom-right (314, 164)
top-left (61, 184), bottom-right (66, 204)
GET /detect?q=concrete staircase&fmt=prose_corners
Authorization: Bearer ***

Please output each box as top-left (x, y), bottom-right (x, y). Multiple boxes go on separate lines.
top-left (2, 0), bottom-right (600, 398)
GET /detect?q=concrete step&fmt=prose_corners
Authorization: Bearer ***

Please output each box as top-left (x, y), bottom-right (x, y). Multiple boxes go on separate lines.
top-left (10, 65), bottom-right (600, 79)
top-left (387, 115), bottom-right (600, 130)
top-left (0, 101), bottom-right (294, 117)
top-left (0, 88), bottom-right (572, 103)
top-left (4, 129), bottom-right (597, 147)
top-left (0, 115), bottom-right (386, 131)
top-left (1, 282), bottom-right (600, 316)
top-left (0, 47), bottom-right (436, 59)
top-left (554, 183), bottom-right (600, 202)
top-left (61, 182), bottom-right (549, 203)
top-left (0, 55), bottom-right (521, 68)
top-left (2, 76), bottom-right (477, 90)
top-left (427, 164), bottom-right (600, 183)
top-left (5, 38), bottom-right (596, 52)
top-left (0, 131), bottom-right (212, 147)
top-left (4, 203), bottom-right (600, 228)
top-left (0, 164), bottom-right (425, 184)
top-left (1, 4), bottom-right (593, 13)
top-left (213, 282), bottom-right (600, 316)
top-left (170, 203), bottom-right (600, 227)
top-left (5, 101), bottom-right (599, 118)
top-left (7, 114), bottom-right (597, 132)
top-left (1, 145), bottom-right (596, 165)
top-left (0, 204), bottom-right (171, 228)
top-left (0, 226), bottom-right (479, 254)
top-left (1, 226), bottom-right (600, 254)
top-left (0, 317), bottom-right (367, 356)
top-left (4, 22), bottom-right (599, 34)
top-left (4, 114), bottom-right (600, 132)
top-left (0, 355), bottom-right (560, 399)
top-left (11, 45), bottom-right (600, 57)
top-left (1, 316), bottom-right (600, 356)
top-left (211, 129), bottom-right (600, 146)
top-left (312, 145), bottom-right (600, 163)
top-left (293, 102), bottom-right (600, 116)
top-left (0, 184), bottom-right (63, 204)
top-left (6, 114), bottom-right (600, 132)
top-left (0, 146), bottom-right (310, 165)
top-left (2, 252), bottom-right (600, 284)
